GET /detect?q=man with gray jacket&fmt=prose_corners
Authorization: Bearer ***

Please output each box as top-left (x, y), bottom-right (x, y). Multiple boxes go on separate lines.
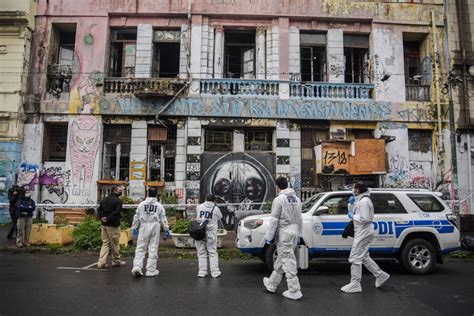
top-left (195, 194), bottom-right (223, 278)
top-left (263, 177), bottom-right (303, 301)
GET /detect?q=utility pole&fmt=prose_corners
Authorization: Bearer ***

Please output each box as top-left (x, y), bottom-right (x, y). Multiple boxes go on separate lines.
top-left (443, 0), bottom-right (460, 226)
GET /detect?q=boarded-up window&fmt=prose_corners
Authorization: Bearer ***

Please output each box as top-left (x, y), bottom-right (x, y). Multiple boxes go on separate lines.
top-left (351, 139), bottom-right (386, 174)
top-left (148, 127), bottom-right (168, 141)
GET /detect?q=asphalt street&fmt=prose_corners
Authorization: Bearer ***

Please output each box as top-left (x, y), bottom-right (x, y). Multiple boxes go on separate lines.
top-left (0, 253), bottom-right (473, 316)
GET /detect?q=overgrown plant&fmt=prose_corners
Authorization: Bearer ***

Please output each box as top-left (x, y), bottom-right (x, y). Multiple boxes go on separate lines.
top-left (72, 216), bottom-right (102, 251)
top-left (171, 219), bottom-right (190, 234)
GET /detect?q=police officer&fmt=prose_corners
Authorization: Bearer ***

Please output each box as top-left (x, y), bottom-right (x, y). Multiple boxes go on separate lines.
top-left (263, 177), bottom-right (303, 300)
top-left (131, 187), bottom-right (170, 277)
top-left (341, 181), bottom-right (390, 293)
top-left (195, 194), bottom-right (223, 278)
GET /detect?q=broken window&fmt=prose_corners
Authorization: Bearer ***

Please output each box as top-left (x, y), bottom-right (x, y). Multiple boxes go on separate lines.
top-left (300, 33), bottom-right (326, 82)
top-left (408, 129), bottom-right (432, 153)
top-left (205, 129), bottom-right (233, 151)
top-left (43, 123), bottom-right (68, 162)
top-left (147, 125), bottom-right (176, 182)
top-left (301, 127), bottom-right (329, 188)
top-left (224, 30), bottom-right (256, 79)
top-left (47, 24), bottom-right (77, 96)
top-left (245, 129), bottom-right (273, 151)
top-left (346, 129), bottom-right (374, 140)
top-left (344, 34), bottom-right (369, 84)
top-left (404, 39), bottom-right (430, 101)
top-left (152, 30), bottom-right (181, 78)
top-left (109, 29), bottom-right (137, 77)
top-left (102, 125), bottom-right (131, 180)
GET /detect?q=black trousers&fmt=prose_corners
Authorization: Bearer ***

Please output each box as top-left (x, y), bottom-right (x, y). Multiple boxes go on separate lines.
top-left (7, 212), bottom-right (18, 237)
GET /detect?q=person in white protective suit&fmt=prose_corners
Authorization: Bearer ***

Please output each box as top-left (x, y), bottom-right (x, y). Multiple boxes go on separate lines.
top-left (131, 187), bottom-right (170, 277)
top-left (263, 177), bottom-right (303, 301)
top-left (195, 194), bottom-right (223, 278)
top-left (341, 181), bottom-right (390, 293)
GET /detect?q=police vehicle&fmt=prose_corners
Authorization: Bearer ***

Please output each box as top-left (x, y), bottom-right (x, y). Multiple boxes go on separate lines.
top-left (236, 189), bottom-right (460, 274)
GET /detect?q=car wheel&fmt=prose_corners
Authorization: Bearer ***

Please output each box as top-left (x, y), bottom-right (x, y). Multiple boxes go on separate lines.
top-left (400, 238), bottom-right (436, 275)
top-left (264, 243), bottom-right (277, 271)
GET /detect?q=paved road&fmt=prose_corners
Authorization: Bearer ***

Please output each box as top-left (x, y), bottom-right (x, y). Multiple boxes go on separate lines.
top-left (0, 253), bottom-right (473, 316)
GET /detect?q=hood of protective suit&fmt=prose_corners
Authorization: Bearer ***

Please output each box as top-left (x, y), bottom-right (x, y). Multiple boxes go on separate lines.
top-left (143, 197), bottom-right (158, 204)
top-left (278, 188), bottom-right (296, 197)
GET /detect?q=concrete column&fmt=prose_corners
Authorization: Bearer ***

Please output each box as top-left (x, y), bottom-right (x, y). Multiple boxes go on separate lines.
top-left (256, 26), bottom-right (266, 80)
top-left (327, 29), bottom-right (344, 83)
top-left (289, 124), bottom-right (301, 198)
top-left (276, 120), bottom-right (291, 176)
top-left (175, 121), bottom-right (186, 192)
top-left (270, 25), bottom-right (279, 80)
top-left (135, 24), bottom-right (153, 78)
top-left (265, 27), bottom-right (272, 79)
top-left (200, 19), bottom-right (210, 78)
top-left (179, 24), bottom-right (190, 80)
top-left (288, 26), bottom-right (300, 78)
top-left (207, 26), bottom-right (215, 78)
top-left (214, 25), bottom-right (224, 79)
top-left (185, 118), bottom-right (202, 206)
top-left (189, 15), bottom-right (203, 95)
top-left (129, 120), bottom-right (148, 200)
top-left (278, 18), bottom-right (289, 81)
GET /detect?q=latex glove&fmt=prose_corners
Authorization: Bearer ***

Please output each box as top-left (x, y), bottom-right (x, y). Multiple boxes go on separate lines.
top-left (348, 195), bottom-right (355, 205)
top-left (348, 211), bottom-right (354, 219)
top-left (132, 229), bottom-right (138, 237)
top-left (163, 230), bottom-right (170, 241)
top-left (265, 239), bottom-right (273, 245)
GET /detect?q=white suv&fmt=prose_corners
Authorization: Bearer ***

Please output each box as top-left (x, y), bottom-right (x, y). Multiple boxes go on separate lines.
top-left (236, 189), bottom-right (460, 274)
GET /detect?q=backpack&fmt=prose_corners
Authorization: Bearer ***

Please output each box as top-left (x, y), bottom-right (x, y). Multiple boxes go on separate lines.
top-left (188, 205), bottom-right (215, 241)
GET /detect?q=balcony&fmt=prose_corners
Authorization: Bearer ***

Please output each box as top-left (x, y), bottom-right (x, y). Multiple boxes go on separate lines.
top-left (104, 78), bottom-right (186, 96)
top-left (200, 79), bottom-right (279, 96)
top-left (46, 64), bottom-right (73, 98)
top-left (290, 82), bottom-right (373, 100)
top-left (405, 84), bottom-right (430, 102)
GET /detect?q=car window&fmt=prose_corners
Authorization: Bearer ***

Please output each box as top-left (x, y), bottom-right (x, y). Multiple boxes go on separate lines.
top-left (370, 193), bottom-right (406, 214)
top-left (407, 194), bottom-right (445, 212)
top-left (321, 195), bottom-right (351, 215)
top-left (302, 193), bottom-right (324, 213)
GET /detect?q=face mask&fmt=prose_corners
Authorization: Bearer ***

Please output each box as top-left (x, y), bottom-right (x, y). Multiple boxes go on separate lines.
top-left (25, 194), bottom-right (31, 198)
top-left (117, 191), bottom-right (123, 197)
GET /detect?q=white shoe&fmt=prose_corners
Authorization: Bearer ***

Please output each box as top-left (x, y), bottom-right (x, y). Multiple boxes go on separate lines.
top-left (263, 277), bottom-right (276, 293)
top-left (131, 267), bottom-right (143, 277)
top-left (197, 272), bottom-right (208, 278)
top-left (375, 272), bottom-right (390, 288)
top-left (282, 290), bottom-right (303, 300)
top-left (211, 271), bottom-right (221, 278)
top-left (341, 282), bottom-right (362, 293)
top-left (145, 270), bottom-right (159, 277)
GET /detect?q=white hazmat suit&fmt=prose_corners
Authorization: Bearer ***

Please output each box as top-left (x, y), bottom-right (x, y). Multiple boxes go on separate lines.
top-left (195, 201), bottom-right (223, 278)
top-left (131, 197), bottom-right (169, 277)
top-left (341, 191), bottom-right (390, 293)
top-left (263, 188), bottom-right (303, 300)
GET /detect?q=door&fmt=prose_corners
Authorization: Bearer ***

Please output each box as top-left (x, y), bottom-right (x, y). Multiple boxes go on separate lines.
top-left (242, 48), bottom-right (255, 79)
top-left (123, 43), bottom-right (136, 77)
top-left (312, 193), bottom-right (353, 252)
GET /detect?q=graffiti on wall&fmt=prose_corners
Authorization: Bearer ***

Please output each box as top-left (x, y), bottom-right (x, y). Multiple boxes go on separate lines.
top-left (0, 149), bottom-right (20, 209)
top-left (40, 165), bottom-right (71, 204)
top-left (365, 54), bottom-right (391, 96)
top-left (409, 162), bottom-right (434, 190)
top-left (385, 154), bottom-right (410, 187)
top-left (397, 103), bottom-right (435, 123)
top-left (200, 152), bottom-right (275, 229)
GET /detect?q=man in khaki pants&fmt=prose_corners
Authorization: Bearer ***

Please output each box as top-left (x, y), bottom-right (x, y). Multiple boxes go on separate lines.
top-left (97, 185), bottom-right (126, 269)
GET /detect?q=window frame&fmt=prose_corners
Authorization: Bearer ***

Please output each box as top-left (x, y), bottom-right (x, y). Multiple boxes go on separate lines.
top-left (407, 194), bottom-right (445, 213)
top-left (205, 129), bottom-right (233, 152)
top-left (43, 123), bottom-right (68, 162)
top-left (370, 193), bottom-right (407, 214)
top-left (320, 194), bottom-right (351, 216)
top-left (244, 129), bottom-right (273, 152)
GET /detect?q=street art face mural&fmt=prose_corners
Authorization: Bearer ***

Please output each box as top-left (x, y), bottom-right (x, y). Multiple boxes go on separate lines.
top-left (201, 153), bottom-right (275, 229)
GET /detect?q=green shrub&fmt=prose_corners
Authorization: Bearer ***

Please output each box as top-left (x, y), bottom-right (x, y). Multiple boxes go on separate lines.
top-left (161, 192), bottom-right (179, 217)
top-left (171, 219), bottom-right (190, 234)
top-left (72, 217), bottom-right (102, 251)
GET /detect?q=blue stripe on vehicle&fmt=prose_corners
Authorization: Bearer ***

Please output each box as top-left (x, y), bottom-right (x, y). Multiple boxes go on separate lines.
top-left (321, 230), bottom-right (345, 236)
top-left (239, 247), bottom-right (263, 255)
top-left (322, 222), bottom-right (348, 229)
top-left (441, 247), bottom-right (460, 254)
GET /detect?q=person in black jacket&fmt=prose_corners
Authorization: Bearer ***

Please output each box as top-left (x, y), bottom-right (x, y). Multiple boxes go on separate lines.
top-left (15, 189), bottom-right (35, 247)
top-left (97, 185), bottom-right (126, 269)
top-left (7, 185), bottom-right (21, 240)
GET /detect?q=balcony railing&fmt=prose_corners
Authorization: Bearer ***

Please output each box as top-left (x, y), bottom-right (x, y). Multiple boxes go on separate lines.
top-left (200, 79), bottom-right (279, 96)
top-left (290, 82), bottom-right (373, 100)
top-left (406, 84), bottom-right (430, 101)
top-left (104, 77), bottom-right (186, 96)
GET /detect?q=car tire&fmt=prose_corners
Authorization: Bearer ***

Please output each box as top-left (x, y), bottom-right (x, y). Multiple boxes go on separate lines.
top-left (264, 243), bottom-right (277, 271)
top-left (400, 238), bottom-right (436, 275)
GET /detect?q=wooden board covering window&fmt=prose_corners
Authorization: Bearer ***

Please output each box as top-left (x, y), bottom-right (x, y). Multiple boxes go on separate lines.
top-left (148, 127), bottom-right (167, 141)
top-left (352, 139), bottom-right (386, 174)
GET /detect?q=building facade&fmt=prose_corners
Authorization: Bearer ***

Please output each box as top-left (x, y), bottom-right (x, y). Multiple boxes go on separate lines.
top-left (0, 0), bottom-right (36, 222)
top-left (4, 0), bottom-right (457, 227)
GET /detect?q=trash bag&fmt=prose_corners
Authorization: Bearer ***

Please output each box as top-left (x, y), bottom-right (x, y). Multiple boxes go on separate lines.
top-left (461, 236), bottom-right (474, 251)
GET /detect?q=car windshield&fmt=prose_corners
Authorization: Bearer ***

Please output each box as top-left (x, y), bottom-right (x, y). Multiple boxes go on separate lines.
top-left (302, 193), bottom-right (324, 213)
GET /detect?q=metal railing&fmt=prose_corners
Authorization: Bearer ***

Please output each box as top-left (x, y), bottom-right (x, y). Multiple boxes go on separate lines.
top-left (200, 79), bottom-right (280, 96)
top-left (290, 82), bottom-right (374, 100)
top-left (405, 84), bottom-right (431, 101)
top-left (104, 77), bottom-right (185, 95)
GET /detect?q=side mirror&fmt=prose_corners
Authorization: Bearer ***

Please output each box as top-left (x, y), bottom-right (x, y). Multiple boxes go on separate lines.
top-left (315, 206), bottom-right (329, 215)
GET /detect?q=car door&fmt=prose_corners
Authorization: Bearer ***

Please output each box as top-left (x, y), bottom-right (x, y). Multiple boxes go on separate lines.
top-left (370, 193), bottom-right (408, 251)
top-left (312, 193), bottom-right (353, 252)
